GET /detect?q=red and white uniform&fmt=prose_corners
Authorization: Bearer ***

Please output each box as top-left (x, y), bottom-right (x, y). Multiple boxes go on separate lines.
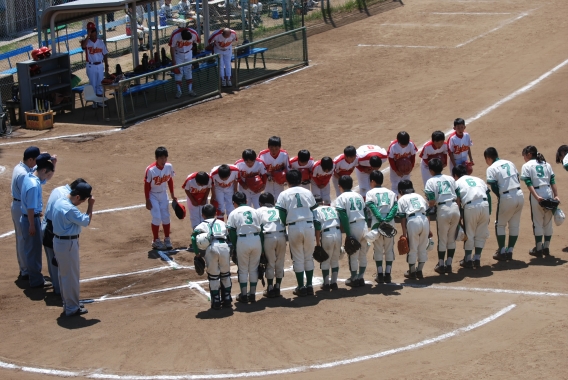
top-left (331, 154), bottom-right (358, 198)
top-left (235, 158), bottom-right (267, 208)
top-left (311, 160), bottom-right (335, 204)
top-left (210, 164), bottom-right (240, 219)
top-left (208, 29), bottom-right (237, 79)
top-left (85, 38), bottom-right (108, 96)
top-left (169, 28), bottom-right (199, 82)
top-left (447, 132), bottom-right (473, 170)
top-left (419, 141), bottom-right (449, 185)
top-left (145, 162), bottom-right (175, 226)
top-left (355, 145), bottom-right (387, 196)
top-left (258, 149), bottom-right (289, 200)
top-left (182, 172), bottom-right (211, 228)
top-left (387, 140), bottom-right (418, 193)
top-left (290, 155), bottom-right (314, 190)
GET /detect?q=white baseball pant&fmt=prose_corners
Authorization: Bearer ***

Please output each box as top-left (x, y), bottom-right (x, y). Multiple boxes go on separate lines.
top-left (262, 231), bottom-right (287, 279)
top-left (406, 214), bottom-right (429, 265)
top-left (41, 220), bottom-right (60, 295)
top-left (331, 176), bottom-right (342, 199)
top-left (54, 237), bottom-right (81, 316)
top-left (389, 170), bottom-right (411, 194)
top-left (265, 180), bottom-right (285, 200)
top-left (320, 227), bottom-right (342, 270)
top-left (420, 163), bottom-right (433, 187)
top-left (214, 188), bottom-right (235, 219)
top-left (239, 185), bottom-right (261, 208)
top-left (174, 53), bottom-right (193, 82)
top-left (311, 182), bottom-right (331, 204)
top-left (288, 220), bottom-right (316, 272)
top-left (347, 221), bottom-right (369, 271)
top-left (86, 62), bottom-right (104, 96)
top-left (449, 158), bottom-right (468, 174)
top-left (495, 189), bottom-right (524, 236)
top-left (216, 49), bottom-right (232, 79)
top-left (530, 190), bottom-right (554, 236)
top-left (236, 234), bottom-right (262, 284)
top-left (205, 241), bottom-right (231, 291)
top-left (463, 199), bottom-right (490, 250)
top-left (11, 200), bottom-right (27, 275)
top-left (372, 225), bottom-right (395, 262)
top-left (355, 169), bottom-right (371, 198)
top-left (149, 191), bottom-right (171, 225)
top-left (436, 202), bottom-right (461, 251)
top-left (186, 197), bottom-right (204, 229)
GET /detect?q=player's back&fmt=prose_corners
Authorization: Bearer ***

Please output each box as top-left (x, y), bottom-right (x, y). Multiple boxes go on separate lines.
top-left (521, 160), bottom-right (554, 188)
top-left (424, 174), bottom-right (457, 203)
top-left (456, 175), bottom-right (488, 204)
top-left (313, 205), bottom-right (340, 230)
top-left (365, 187), bottom-right (397, 217)
top-left (257, 206), bottom-right (285, 232)
top-left (227, 206), bottom-right (261, 234)
top-left (276, 187), bottom-right (315, 223)
top-left (335, 191), bottom-right (366, 222)
top-left (486, 159), bottom-right (520, 193)
top-left (194, 218), bottom-right (228, 239)
top-left (397, 193), bottom-right (428, 216)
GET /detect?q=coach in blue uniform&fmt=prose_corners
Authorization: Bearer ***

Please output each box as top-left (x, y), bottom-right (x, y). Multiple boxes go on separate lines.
top-left (20, 156), bottom-right (55, 288)
top-left (52, 182), bottom-right (95, 317)
top-left (11, 146), bottom-right (41, 279)
top-left (42, 178), bottom-right (86, 296)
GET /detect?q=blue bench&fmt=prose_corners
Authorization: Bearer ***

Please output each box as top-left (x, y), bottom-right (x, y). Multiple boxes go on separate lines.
top-left (44, 30), bottom-right (86, 61)
top-left (234, 47), bottom-right (268, 71)
top-left (121, 79), bottom-right (170, 113)
top-left (72, 85), bottom-right (85, 108)
top-left (0, 45), bottom-right (33, 75)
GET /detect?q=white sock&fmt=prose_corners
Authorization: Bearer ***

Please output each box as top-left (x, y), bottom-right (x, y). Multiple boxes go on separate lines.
top-left (176, 84), bottom-right (181, 92)
top-left (543, 240), bottom-right (550, 249)
top-left (385, 264), bottom-right (392, 274)
top-left (501, 247), bottom-right (507, 254)
top-left (249, 285), bottom-right (256, 295)
top-left (507, 247), bottom-right (513, 254)
top-left (438, 259), bottom-right (444, 266)
top-left (331, 271), bottom-right (338, 283)
top-left (446, 257), bottom-right (453, 266)
top-left (417, 262), bottom-right (425, 271)
top-left (188, 84), bottom-right (193, 91)
top-left (324, 275), bottom-right (330, 285)
top-left (474, 254), bottom-right (480, 260)
top-left (377, 265), bottom-right (383, 274)
top-left (268, 284), bottom-right (273, 291)
top-left (536, 242), bottom-right (543, 250)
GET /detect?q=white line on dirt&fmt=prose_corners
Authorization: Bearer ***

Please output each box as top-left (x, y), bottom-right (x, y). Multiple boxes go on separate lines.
top-left (455, 12), bottom-right (528, 48)
top-left (0, 129), bottom-right (121, 146)
top-left (0, 304), bottom-right (516, 379)
top-left (430, 12), bottom-right (512, 15)
top-left (357, 44), bottom-right (446, 48)
top-left (80, 266), bottom-right (171, 283)
top-left (156, 250), bottom-right (182, 269)
top-left (0, 165), bottom-right (5, 174)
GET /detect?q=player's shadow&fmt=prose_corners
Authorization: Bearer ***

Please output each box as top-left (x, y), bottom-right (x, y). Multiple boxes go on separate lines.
top-left (418, 265), bottom-right (494, 284)
top-left (195, 307), bottom-right (234, 319)
top-left (22, 287), bottom-right (49, 301)
top-left (562, 247), bottom-right (568, 253)
top-left (528, 255), bottom-right (567, 267)
top-left (56, 314), bottom-right (101, 329)
top-left (14, 277), bottom-right (30, 290)
top-left (44, 291), bottom-right (63, 307)
top-left (490, 259), bottom-right (529, 272)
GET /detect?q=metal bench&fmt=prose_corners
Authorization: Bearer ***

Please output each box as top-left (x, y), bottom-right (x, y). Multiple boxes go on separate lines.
top-left (44, 30), bottom-right (86, 61)
top-left (0, 45), bottom-right (33, 75)
top-left (121, 79), bottom-right (170, 113)
top-left (234, 47), bottom-right (268, 70)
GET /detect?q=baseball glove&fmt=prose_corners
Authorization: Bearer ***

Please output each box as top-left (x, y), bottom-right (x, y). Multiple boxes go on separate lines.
top-left (313, 245), bottom-right (330, 263)
top-left (171, 199), bottom-right (186, 220)
top-left (230, 245), bottom-right (238, 265)
top-left (344, 235), bottom-right (361, 255)
top-left (377, 222), bottom-right (397, 238)
top-left (397, 236), bottom-right (409, 255)
top-left (539, 198), bottom-right (560, 211)
top-left (194, 255), bottom-right (206, 276)
top-left (426, 206), bottom-right (437, 221)
top-left (258, 254), bottom-right (267, 287)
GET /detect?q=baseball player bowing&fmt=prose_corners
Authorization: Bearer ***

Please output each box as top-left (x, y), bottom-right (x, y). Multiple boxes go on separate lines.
top-left (396, 180), bottom-right (429, 280)
top-left (424, 158), bottom-right (460, 274)
top-left (81, 23), bottom-right (109, 101)
top-left (331, 146), bottom-right (358, 198)
top-left (227, 192), bottom-right (262, 303)
top-left (182, 171), bottom-right (211, 229)
top-left (259, 136), bottom-right (289, 200)
top-left (235, 149), bottom-right (268, 208)
top-left (208, 28), bottom-right (237, 87)
top-left (388, 132), bottom-right (418, 194)
top-left (365, 170), bottom-right (398, 284)
top-left (311, 157), bottom-right (335, 204)
top-left (521, 146), bottom-right (560, 257)
top-left (191, 205), bottom-right (232, 310)
top-left (145, 147), bottom-right (176, 251)
top-left (276, 170), bottom-right (318, 297)
top-left (257, 193), bottom-right (287, 298)
top-left (336, 175), bottom-right (368, 287)
top-left (290, 150), bottom-right (314, 191)
top-left (484, 147), bottom-right (523, 262)
top-left (556, 145), bottom-right (568, 172)
top-left (210, 164), bottom-right (239, 220)
top-left (453, 165), bottom-right (491, 269)
top-left (313, 195), bottom-right (342, 290)
top-left (355, 145), bottom-right (387, 198)
top-left (420, 131), bottom-right (449, 186)
top-left (169, 27), bottom-right (199, 98)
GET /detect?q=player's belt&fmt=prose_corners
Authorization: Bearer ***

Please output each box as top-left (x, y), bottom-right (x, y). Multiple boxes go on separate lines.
top-left (533, 185), bottom-right (549, 189)
top-left (55, 234), bottom-right (80, 240)
top-left (264, 230), bottom-right (285, 235)
top-left (349, 219), bottom-right (362, 224)
top-left (212, 238), bottom-right (226, 243)
top-left (323, 226), bottom-right (340, 232)
top-left (88, 62), bottom-right (102, 65)
top-left (466, 197), bottom-right (487, 205)
top-left (288, 220), bottom-right (313, 226)
top-left (13, 198), bottom-right (21, 202)
top-left (177, 51), bottom-right (191, 54)
top-left (23, 213), bottom-right (41, 218)
top-left (238, 232), bottom-right (259, 237)
top-left (438, 200), bottom-right (455, 205)
top-left (502, 187), bottom-right (521, 194)
top-left (408, 213), bottom-right (426, 218)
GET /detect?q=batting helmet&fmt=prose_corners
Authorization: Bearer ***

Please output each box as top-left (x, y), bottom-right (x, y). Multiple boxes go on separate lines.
top-left (31, 48), bottom-right (44, 61)
top-left (299, 168), bottom-right (311, 182)
top-left (430, 152), bottom-right (447, 166)
top-left (246, 175), bottom-right (264, 193)
top-left (195, 233), bottom-right (211, 250)
top-left (86, 22), bottom-right (96, 31)
top-left (465, 161), bottom-right (474, 175)
top-left (29, 64), bottom-right (41, 77)
top-left (271, 170), bottom-right (287, 185)
top-left (554, 208), bottom-right (565, 227)
top-left (171, 199), bottom-right (186, 220)
top-left (396, 158), bottom-right (413, 175)
top-left (39, 46), bottom-right (51, 59)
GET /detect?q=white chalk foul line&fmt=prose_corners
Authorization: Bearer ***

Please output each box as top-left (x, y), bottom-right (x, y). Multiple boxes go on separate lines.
top-left (0, 129), bottom-right (121, 146)
top-left (0, 304), bottom-right (516, 379)
top-left (357, 44), bottom-right (446, 49)
top-left (393, 283), bottom-right (568, 297)
top-left (156, 250), bottom-right (182, 269)
top-left (455, 12), bottom-right (528, 48)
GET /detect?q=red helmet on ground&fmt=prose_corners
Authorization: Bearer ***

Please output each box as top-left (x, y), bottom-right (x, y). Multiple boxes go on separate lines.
top-left (39, 46), bottom-right (51, 59)
top-left (86, 22), bottom-right (96, 31)
top-left (31, 48), bottom-right (44, 61)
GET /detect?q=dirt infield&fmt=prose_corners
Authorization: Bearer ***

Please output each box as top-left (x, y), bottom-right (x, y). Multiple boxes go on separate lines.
top-left (1, 0), bottom-right (568, 378)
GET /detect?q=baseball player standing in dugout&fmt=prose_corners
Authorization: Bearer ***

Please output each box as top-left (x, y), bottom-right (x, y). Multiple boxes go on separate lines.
top-left (208, 28), bottom-right (238, 87)
top-left (169, 27), bottom-right (199, 98)
top-left (81, 22), bottom-right (109, 103)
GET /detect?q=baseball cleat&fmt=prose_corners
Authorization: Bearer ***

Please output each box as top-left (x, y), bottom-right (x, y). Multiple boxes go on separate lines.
top-left (542, 247), bottom-right (550, 256)
top-left (384, 273), bottom-right (392, 283)
top-left (152, 239), bottom-right (167, 251)
top-left (175, 90), bottom-right (182, 99)
top-left (473, 259), bottom-right (481, 268)
top-left (263, 288), bottom-right (276, 298)
top-left (529, 247), bottom-right (543, 258)
top-left (415, 270), bottom-right (424, 280)
top-left (236, 294), bottom-right (249, 303)
top-left (321, 283), bottom-right (331, 291)
top-left (68, 307), bottom-right (88, 317)
top-left (444, 265), bottom-right (452, 274)
top-left (375, 273), bottom-right (384, 284)
top-left (459, 259), bottom-right (473, 268)
top-left (293, 286), bottom-right (308, 297)
top-left (164, 237), bottom-right (173, 250)
top-left (31, 280), bottom-right (53, 288)
top-left (306, 285), bottom-right (314, 295)
top-left (211, 295), bottom-right (221, 310)
top-left (227, 80), bottom-right (232, 87)
top-left (248, 294), bottom-right (256, 303)
top-left (345, 278), bottom-right (359, 287)
top-left (222, 80), bottom-right (227, 87)
top-left (493, 249), bottom-right (508, 261)
top-left (273, 287), bottom-right (281, 297)
top-left (358, 278), bottom-right (366, 287)
top-left (330, 282), bottom-right (339, 290)
top-left (404, 270), bottom-right (416, 280)
top-left (188, 90), bottom-right (197, 96)
top-left (222, 294), bottom-right (232, 308)
top-left (434, 263), bottom-right (445, 275)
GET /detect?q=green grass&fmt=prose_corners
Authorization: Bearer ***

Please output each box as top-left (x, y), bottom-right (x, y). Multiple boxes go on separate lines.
top-left (0, 43), bottom-right (18, 54)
